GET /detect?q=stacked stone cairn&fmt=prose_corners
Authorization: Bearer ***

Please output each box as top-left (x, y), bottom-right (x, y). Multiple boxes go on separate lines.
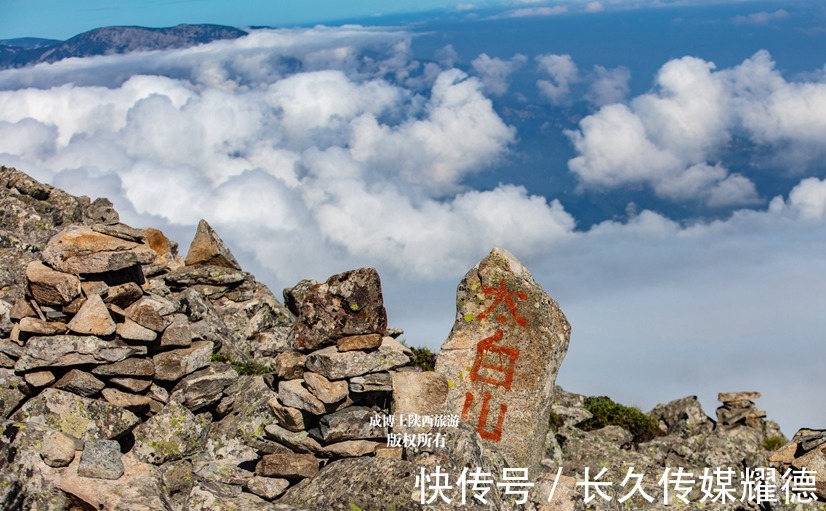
top-left (0, 203), bottom-right (429, 509)
top-left (716, 391), bottom-right (767, 428)
top-left (770, 429), bottom-right (826, 500)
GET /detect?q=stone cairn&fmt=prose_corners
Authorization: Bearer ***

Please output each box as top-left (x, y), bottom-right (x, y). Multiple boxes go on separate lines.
top-left (770, 429), bottom-right (826, 500)
top-left (0, 209), bottom-right (431, 508)
top-left (715, 391), bottom-right (767, 428)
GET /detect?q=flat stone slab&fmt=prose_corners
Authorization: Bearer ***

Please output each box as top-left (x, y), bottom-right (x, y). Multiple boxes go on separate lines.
top-left (304, 337), bottom-right (410, 380)
top-left (152, 341), bottom-right (213, 382)
top-left (15, 335), bottom-right (143, 372)
top-left (42, 225), bottom-right (155, 274)
top-left (256, 452), bottom-right (319, 480)
top-left (718, 391), bottom-right (761, 403)
top-left (435, 247), bottom-right (571, 472)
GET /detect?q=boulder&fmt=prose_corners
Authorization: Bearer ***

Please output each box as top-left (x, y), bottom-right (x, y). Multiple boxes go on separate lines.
top-left (184, 219), bottom-right (242, 270)
top-left (303, 371), bottom-right (348, 404)
top-left (435, 247), bottom-right (571, 472)
top-left (132, 403), bottom-right (210, 464)
top-left (53, 369), bottom-right (105, 397)
top-left (170, 363), bottom-right (238, 411)
top-left (288, 268), bottom-right (387, 350)
top-left (278, 378), bottom-right (327, 415)
top-left (40, 430), bottom-right (77, 468)
top-left (11, 388), bottom-right (140, 441)
top-left (392, 371), bottom-right (449, 434)
top-left (26, 261), bottom-right (81, 306)
top-left (649, 396), bottom-right (714, 436)
top-left (42, 225), bottom-right (155, 274)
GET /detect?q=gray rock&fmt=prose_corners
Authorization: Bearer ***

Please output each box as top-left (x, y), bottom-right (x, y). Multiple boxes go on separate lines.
top-left (109, 376), bottom-right (153, 393)
top-left (207, 376), bottom-right (283, 457)
top-left (245, 475), bottom-right (290, 501)
top-left (192, 458), bottom-right (255, 486)
top-left (92, 357), bottom-right (155, 377)
top-left (264, 423), bottom-right (323, 453)
top-left (67, 293), bottom-right (116, 336)
top-left (350, 371), bottom-right (393, 393)
top-left (25, 261), bottom-right (81, 306)
top-left (256, 452), bottom-right (319, 479)
top-left (278, 378), bottom-right (327, 415)
top-left (305, 337), bottom-right (410, 380)
top-left (84, 197), bottom-right (120, 225)
top-left (40, 430), bottom-right (77, 467)
top-left (77, 439), bottom-right (124, 480)
top-left (187, 481), bottom-right (299, 511)
top-left (11, 388), bottom-right (140, 441)
top-left (42, 225), bottom-right (155, 275)
top-left (649, 395), bottom-right (714, 436)
top-left (0, 372), bottom-right (26, 418)
top-left (718, 391), bottom-right (761, 403)
top-left (15, 335), bottom-right (142, 371)
top-left (319, 439), bottom-right (383, 458)
top-left (132, 403), bottom-right (210, 464)
top-left (283, 278), bottom-right (317, 316)
top-left (53, 369), bottom-right (105, 397)
top-left (436, 247), bottom-right (571, 472)
top-left (153, 340), bottom-right (213, 381)
top-left (288, 267), bottom-right (387, 350)
top-left (312, 406), bottom-right (387, 443)
top-left (170, 363), bottom-right (238, 411)
top-left (165, 265), bottom-right (249, 287)
top-left (304, 371), bottom-right (348, 404)
top-left (184, 219), bottom-right (242, 270)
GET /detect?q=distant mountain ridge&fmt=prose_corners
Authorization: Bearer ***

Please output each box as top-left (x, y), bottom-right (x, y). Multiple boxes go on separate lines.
top-left (0, 24), bottom-right (247, 69)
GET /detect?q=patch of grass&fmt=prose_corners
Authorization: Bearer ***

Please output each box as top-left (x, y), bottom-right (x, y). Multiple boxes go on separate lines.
top-left (761, 435), bottom-right (785, 451)
top-left (408, 345), bottom-right (437, 372)
top-left (577, 396), bottom-right (664, 444)
top-left (548, 409), bottom-right (565, 431)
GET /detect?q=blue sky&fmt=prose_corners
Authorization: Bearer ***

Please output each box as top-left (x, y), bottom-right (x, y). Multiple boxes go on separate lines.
top-left (1, 0), bottom-right (825, 435)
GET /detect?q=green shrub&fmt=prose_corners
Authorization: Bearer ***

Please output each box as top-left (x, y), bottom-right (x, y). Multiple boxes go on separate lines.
top-left (548, 409), bottom-right (565, 431)
top-left (407, 345), bottom-right (437, 372)
top-left (761, 435), bottom-right (785, 451)
top-left (211, 353), bottom-right (272, 375)
top-left (576, 395), bottom-right (664, 444)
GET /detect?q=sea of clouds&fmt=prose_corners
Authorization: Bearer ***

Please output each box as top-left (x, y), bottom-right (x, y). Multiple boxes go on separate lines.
top-left (1, 25), bottom-right (824, 433)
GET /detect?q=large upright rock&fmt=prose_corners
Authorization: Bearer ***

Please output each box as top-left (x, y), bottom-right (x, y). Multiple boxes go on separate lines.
top-left (184, 219), bottom-right (242, 270)
top-left (435, 247), bottom-right (570, 472)
top-left (288, 268), bottom-right (387, 350)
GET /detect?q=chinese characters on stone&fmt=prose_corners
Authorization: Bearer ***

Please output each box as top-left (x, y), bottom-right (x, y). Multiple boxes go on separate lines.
top-left (462, 280), bottom-right (527, 442)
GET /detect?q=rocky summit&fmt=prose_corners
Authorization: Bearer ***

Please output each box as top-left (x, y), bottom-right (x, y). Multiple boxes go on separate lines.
top-left (0, 164), bottom-right (823, 511)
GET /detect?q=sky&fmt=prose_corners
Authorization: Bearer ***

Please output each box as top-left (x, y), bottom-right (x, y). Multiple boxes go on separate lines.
top-left (1, 0), bottom-right (825, 436)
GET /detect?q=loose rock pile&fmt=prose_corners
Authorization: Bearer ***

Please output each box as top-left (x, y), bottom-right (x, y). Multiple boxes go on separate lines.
top-left (716, 391), bottom-right (767, 428)
top-left (771, 429), bottom-right (826, 501)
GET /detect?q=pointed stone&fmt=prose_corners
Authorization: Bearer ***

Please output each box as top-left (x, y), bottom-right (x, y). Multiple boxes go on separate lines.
top-left (26, 261), bottom-right (81, 306)
top-left (435, 247), bottom-right (571, 473)
top-left (68, 293), bottom-right (116, 336)
top-left (184, 219), bottom-right (242, 270)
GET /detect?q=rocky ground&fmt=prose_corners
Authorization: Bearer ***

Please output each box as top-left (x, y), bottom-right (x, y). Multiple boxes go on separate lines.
top-left (0, 165), bottom-right (823, 510)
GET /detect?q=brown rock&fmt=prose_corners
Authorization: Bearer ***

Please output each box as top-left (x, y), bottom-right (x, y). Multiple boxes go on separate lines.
top-left (18, 317), bottom-right (67, 335)
top-left (125, 298), bottom-right (169, 332)
top-left (319, 439), bottom-right (383, 458)
top-left (42, 225), bottom-right (156, 274)
top-left (256, 453), bottom-right (319, 480)
top-left (303, 372), bottom-right (348, 405)
top-left (435, 247), bottom-right (571, 472)
top-left (264, 423), bottom-right (323, 453)
top-left (153, 341), bottom-right (213, 381)
top-left (283, 279), bottom-right (318, 316)
top-left (81, 280), bottom-right (109, 297)
top-left (288, 268), bottom-right (387, 350)
top-left (24, 370), bottom-right (55, 387)
top-left (392, 371), bottom-right (449, 434)
top-left (40, 430), bottom-right (77, 467)
top-left (169, 363), bottom-right (238, 411)
top-left (158, 314), bottom-right (192, 347)
top-left (768, 441), bottom-right (799, 464)
top-left (336, 333), bottom-right (382, 352)
top-left (104, 282), bottom-right (143, 308)
top-left (53, 369), bottom-right (106, 397)
top-left (110, 377), bottom-right (153, 393)
top-left (102, 387), bottom-right (151, 412)
top-left (26, 261), bottom-right (81, 306)
top-left (184, 219), bottom-right (242, 270)
top-left (245, 476), bottom-right (290, 501)
top-left (278, 379), bottom-right (326, 415)
top-left (117, 317), bottom-right (157, 341)
top-left (275, 350), bottom-right (305, 379)
top-left (375, 446), bottom-right (403, 459)
top-left (9, 297), bottom-right (36, 320)
top-left (67, 293), bottom-right (116, 336)
top-left (268, 395), bottom-right (311, 432)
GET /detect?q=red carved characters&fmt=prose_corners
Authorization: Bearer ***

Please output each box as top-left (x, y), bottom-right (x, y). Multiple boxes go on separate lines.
top-left (461, 279), bottom-right (525, 442)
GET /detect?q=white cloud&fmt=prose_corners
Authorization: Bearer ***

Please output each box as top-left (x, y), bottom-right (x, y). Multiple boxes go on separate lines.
top-left (567, 51), bottom-right (826, 206)
top-left (471, 53), bottom-right (528, 95)
top-left (732, 9), bottom-right (789, 26)
top-left (585, 65), bottom-right (630, 106)
top-left (536, 53), bottom-right (579, 104)
top-left (585, 1), bottom-right (605, 12)
top-left (494, 6), bottom-right (567, 18)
